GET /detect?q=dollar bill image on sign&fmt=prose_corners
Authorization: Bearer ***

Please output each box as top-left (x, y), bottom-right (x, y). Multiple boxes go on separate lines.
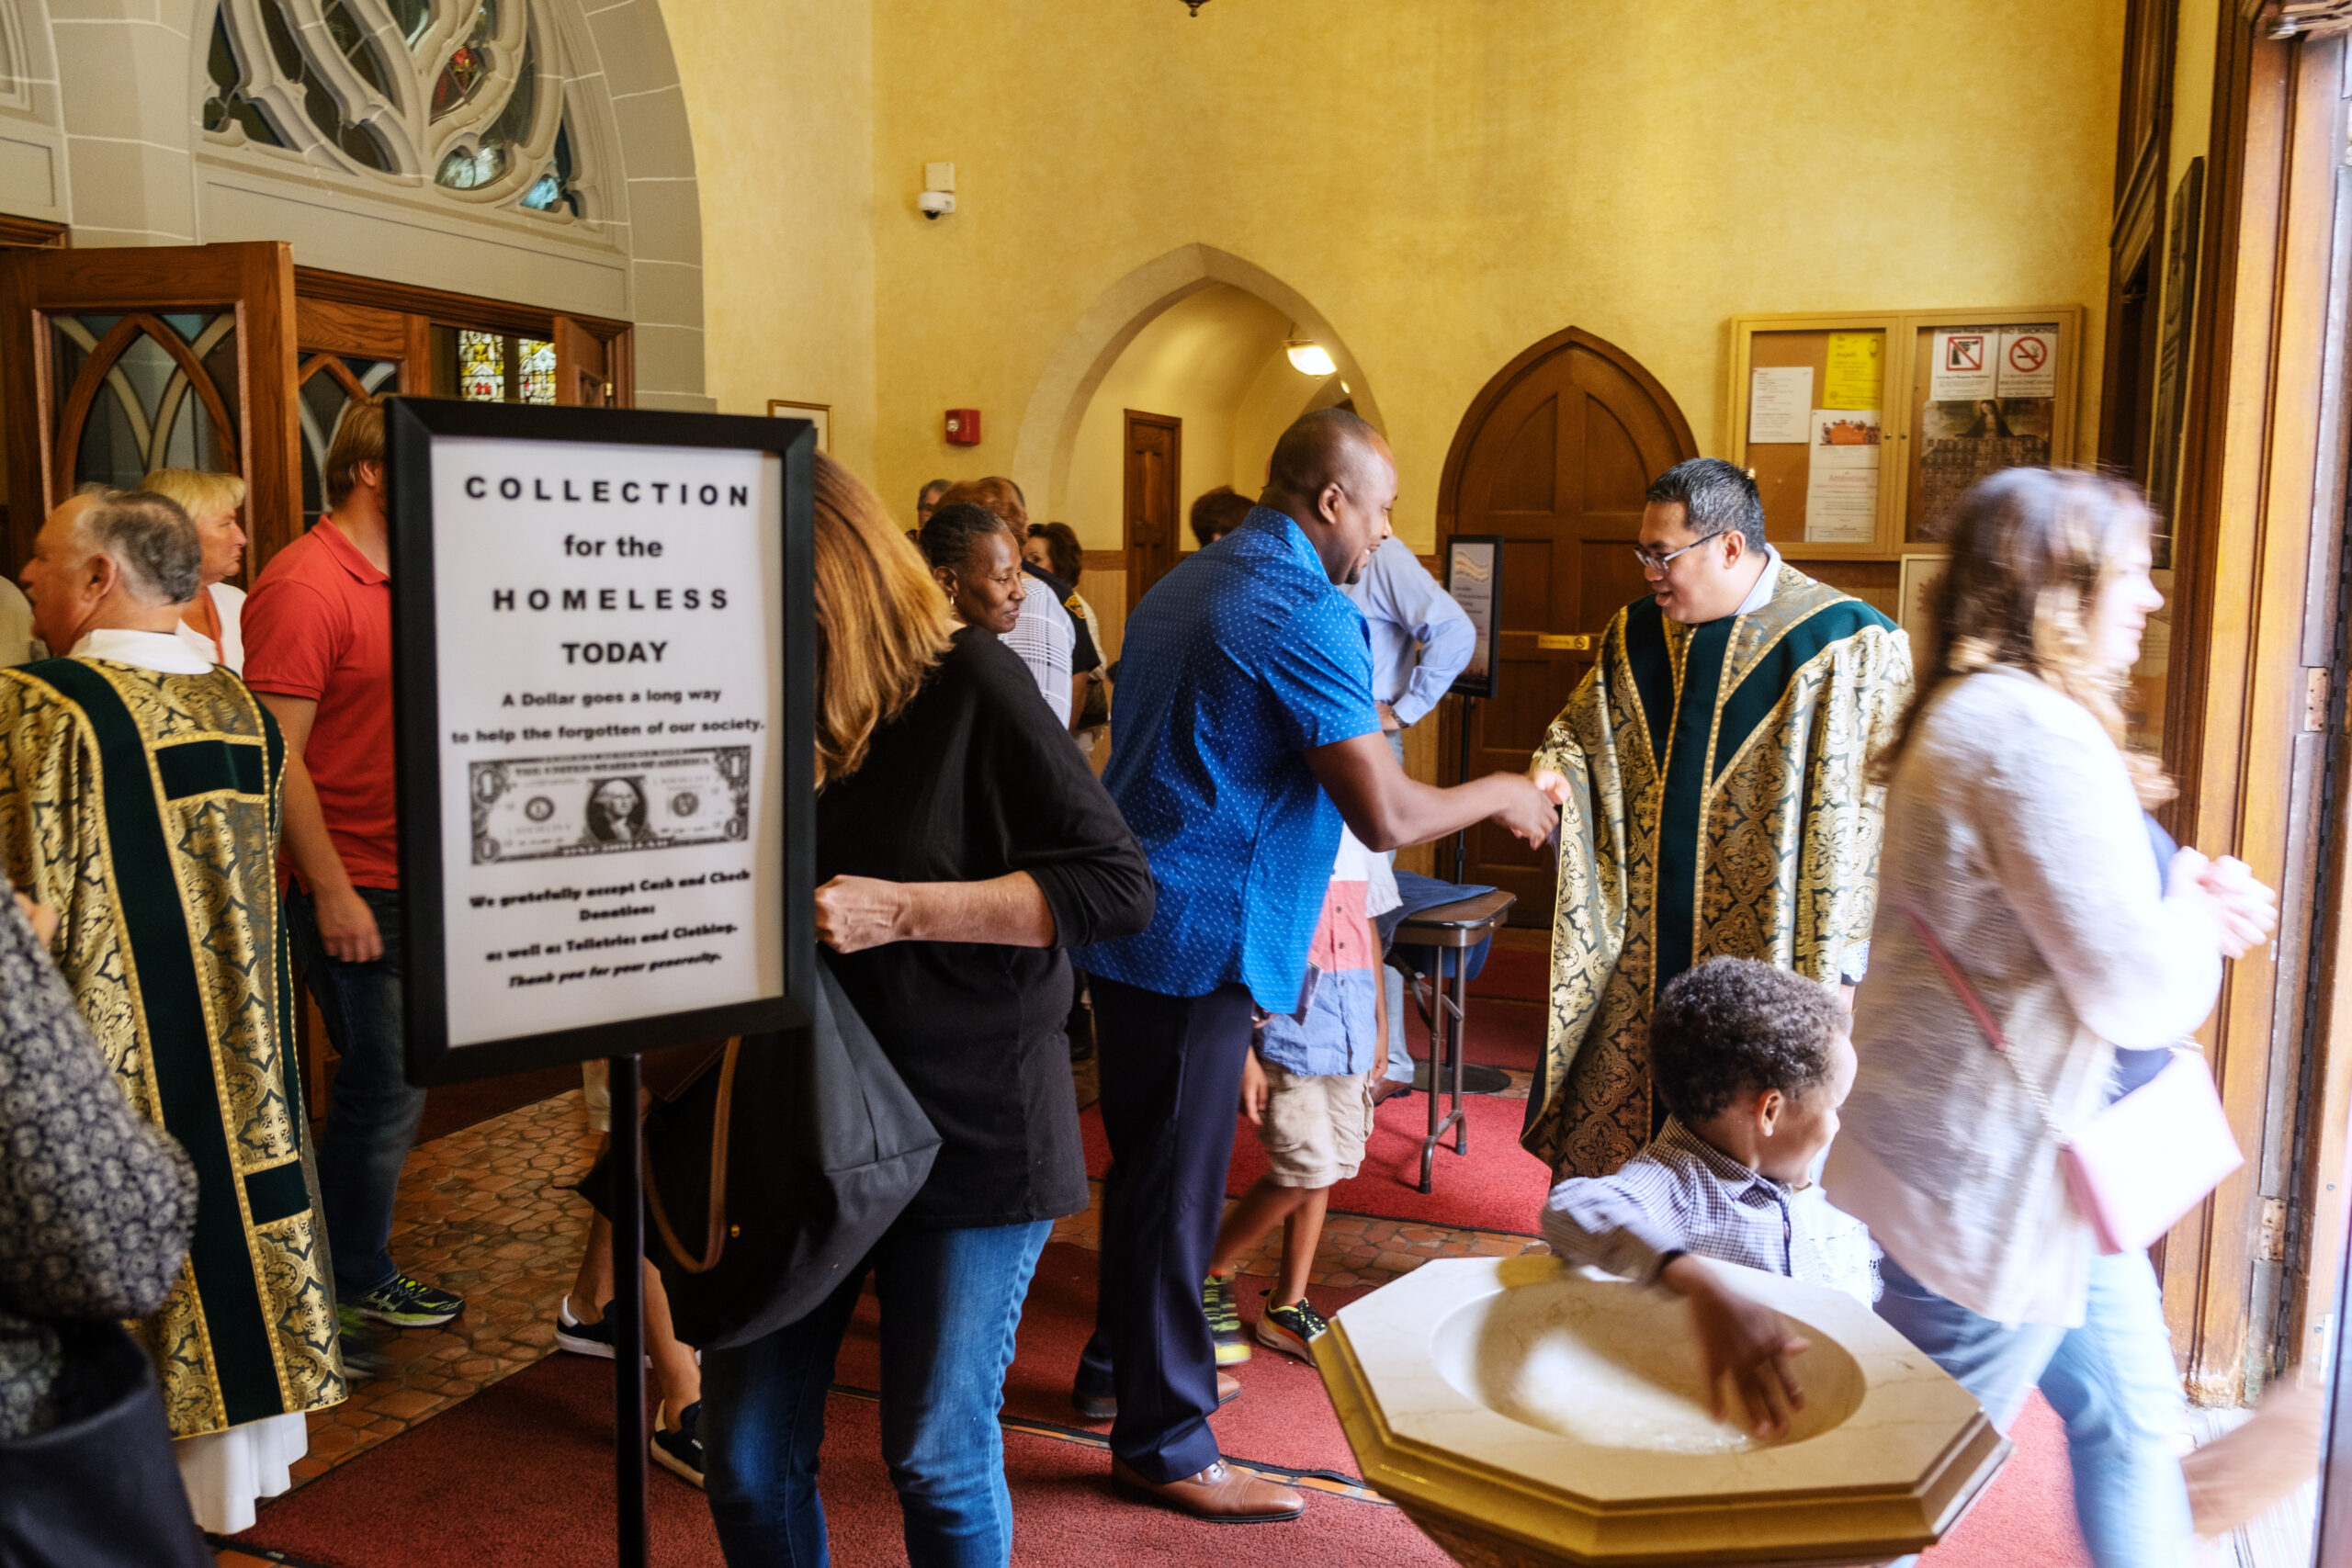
top-left (471, 747), bottom-right (752, 863)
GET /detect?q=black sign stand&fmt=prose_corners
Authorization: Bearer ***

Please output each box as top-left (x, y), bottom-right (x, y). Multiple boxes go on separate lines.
top-left (383, 398), bottom-right (820, 1568)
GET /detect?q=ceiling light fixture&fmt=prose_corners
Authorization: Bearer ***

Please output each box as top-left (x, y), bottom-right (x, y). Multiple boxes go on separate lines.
top-left (1181, 0), bottom-right (1208, 13)
top-left (1285, 339), bottom-right (1336, 376)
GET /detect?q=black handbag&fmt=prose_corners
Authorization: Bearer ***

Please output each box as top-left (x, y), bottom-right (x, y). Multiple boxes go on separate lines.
top-left (0, 1322), bottom-right (213, 1568)
top-left (627, 951), bottom-right (942, 1350)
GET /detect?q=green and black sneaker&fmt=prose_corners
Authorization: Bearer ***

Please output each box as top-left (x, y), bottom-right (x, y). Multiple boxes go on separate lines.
top-left (1202, 1272), bottom-right (1250, 1365)
top-left (1255, 1297), bottom-right (1329, 1363)
top-left (350, 1272), bottom-right (465, 1328)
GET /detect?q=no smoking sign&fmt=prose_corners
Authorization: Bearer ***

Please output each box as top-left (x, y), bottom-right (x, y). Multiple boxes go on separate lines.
top-left (1996, 326), bottom-right (2058, 398)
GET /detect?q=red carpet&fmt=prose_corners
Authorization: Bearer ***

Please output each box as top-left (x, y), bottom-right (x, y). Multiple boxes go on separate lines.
top-left (1080, 1091), bottom-right (1555, 1235)
top-left (233, 1352), bottom-right (1453, 1568)
top-left (1465, 942), bottom-right (1549, 1003)
top-left (234, 1324), bottom-right (2085, 1568)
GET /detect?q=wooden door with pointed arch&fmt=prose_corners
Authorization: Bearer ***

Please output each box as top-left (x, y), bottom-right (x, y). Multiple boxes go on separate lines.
top-left (0, 241), bottom-right (300, 577)
top-left (1434, 328), bottom-right (1698, 918)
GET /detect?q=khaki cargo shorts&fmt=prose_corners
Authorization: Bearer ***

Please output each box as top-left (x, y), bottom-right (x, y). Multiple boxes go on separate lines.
top-left (1256, 1063), bottom-right (1376, 1188)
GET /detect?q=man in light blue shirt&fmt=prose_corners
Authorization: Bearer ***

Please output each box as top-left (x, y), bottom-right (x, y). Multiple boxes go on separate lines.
top-left (1343, 537), bottom-right (1475, 1098)
top-left (1343, 537), bottom-right (1474, 740)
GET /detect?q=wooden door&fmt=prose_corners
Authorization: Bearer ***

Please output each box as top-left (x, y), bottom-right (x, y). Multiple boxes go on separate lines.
top-left (1434, 328), bottom-right (1697, 919)
top-left (554, 315), bottom-right (616, 407)
top-left (1124, 409), bottom-right (1182, 606)
top-left (0, 241), bottom-right (300, 573)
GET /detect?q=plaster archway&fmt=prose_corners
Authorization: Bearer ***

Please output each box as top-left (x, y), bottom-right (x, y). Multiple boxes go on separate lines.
top-left (1012, 243), bottom-right (1385, 517)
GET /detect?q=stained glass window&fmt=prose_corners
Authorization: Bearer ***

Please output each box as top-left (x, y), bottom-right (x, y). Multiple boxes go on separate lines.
top-left (519, 122), bottom-right (580, 217)
top-left (432, 0), bottom-right (499, 118)
top-left (205, 0), bottom-right (582, 219)
top-left (458, 330), bottom-right (505, 402)
top-left (518, 338), bottom-right (556, 404)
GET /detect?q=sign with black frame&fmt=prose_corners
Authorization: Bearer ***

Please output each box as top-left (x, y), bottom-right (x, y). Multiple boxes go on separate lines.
top-left (1444, 533), bottom-right (1502, 701)
top-left (389, 398), bottom-right (815, 1086)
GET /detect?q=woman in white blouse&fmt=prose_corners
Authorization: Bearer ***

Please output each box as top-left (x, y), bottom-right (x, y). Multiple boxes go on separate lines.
top-left (1824, 468), bottom-right (2277, 1568)
top-left (142, 468), bottom-right (249, 673)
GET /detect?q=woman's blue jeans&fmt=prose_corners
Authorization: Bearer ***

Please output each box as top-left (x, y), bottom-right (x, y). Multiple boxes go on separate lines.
top-left (1875, 1250), bottom-right (2192, 1568)
top-left (700, 1217), bottom-right (1051, 1568)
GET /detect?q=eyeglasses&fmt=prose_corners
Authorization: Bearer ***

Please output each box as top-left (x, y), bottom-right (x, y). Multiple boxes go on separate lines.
top-left (1633, 530), bottom-right (1728, 572)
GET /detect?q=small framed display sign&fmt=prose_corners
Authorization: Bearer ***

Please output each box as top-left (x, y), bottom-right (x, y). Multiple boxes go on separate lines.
top-left (1445, 534), bottom-right (1502, 700)
top-left (386, 398), bottom-right (816, 1085)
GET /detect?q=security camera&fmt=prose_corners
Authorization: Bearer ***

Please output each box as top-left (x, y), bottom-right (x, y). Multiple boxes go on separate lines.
top-left (918, 190), bottom-right (956, 220)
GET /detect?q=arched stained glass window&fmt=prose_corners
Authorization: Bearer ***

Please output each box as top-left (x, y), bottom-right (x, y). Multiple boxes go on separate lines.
top-left (202, 0), bottom-right (588, 220)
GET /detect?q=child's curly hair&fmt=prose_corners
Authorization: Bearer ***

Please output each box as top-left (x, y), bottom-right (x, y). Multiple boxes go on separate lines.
top-left (1649, 957), bottom-right (1845, 1123)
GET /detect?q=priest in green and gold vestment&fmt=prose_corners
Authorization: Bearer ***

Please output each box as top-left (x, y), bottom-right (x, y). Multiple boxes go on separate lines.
top-left (1526, 459), bottom-right (1911, 1179)
top-left (1, 490), bottom-right (343, 1530)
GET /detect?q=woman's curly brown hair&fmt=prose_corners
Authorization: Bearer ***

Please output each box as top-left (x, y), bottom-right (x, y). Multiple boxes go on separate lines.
top-left (1649, 957), bottom-right (1845, 1122)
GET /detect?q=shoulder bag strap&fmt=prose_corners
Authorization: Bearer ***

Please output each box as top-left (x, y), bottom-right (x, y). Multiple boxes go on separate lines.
top-left (643, 1036), bottom-right (741, 1274)
top-left (1900, 905), bottom-right (2068, 1138)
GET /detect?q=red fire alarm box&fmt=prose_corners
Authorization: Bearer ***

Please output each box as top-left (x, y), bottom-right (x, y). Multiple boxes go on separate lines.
top-left (944, 408), bottom-right (981, 446)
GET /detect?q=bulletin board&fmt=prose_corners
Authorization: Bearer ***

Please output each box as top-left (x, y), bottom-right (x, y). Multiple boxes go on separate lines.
top-left (1726, 305), bottom-right (2083, 559)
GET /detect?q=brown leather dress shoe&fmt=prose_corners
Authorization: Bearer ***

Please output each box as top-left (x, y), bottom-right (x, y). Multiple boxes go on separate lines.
top-left (1371, 1077), bottom-right (1413, 1107)
top-left (1071, 1371), bottom-right (1239, 1423)
top-left (1111, 1457), bottom-right (1305, 1522)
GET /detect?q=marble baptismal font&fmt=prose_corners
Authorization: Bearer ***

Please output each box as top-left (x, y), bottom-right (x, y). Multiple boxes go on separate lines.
top-left (1315, 1257), bottom-right (2006, 1567)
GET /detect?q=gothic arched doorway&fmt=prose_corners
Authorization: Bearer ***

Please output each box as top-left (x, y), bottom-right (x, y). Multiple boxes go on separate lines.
top-left (1435, 327), bottom-right (1698, 918)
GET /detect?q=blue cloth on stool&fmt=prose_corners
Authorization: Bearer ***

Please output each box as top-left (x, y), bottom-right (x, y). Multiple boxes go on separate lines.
top-left (1376, 870), bottom-right (1500, 984)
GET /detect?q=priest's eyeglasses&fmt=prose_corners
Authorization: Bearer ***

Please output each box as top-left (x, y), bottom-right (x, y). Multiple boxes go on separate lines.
top-left (1633, 530), bottom-right (1728, 572)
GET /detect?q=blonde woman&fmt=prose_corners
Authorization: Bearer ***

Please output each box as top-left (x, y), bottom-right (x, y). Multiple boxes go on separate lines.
top-left (141, 468), bottom-right (249, 672)
top-left (699, 456), bottom-right (1152, 1567)
top-left (1824, 468), bottom-right (2277, 1568)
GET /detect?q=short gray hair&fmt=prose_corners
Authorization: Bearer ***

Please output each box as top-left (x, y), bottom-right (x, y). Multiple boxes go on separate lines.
top-left (71, 487), bottom-right (201, 606)
top-left (1645, 457), bottom-right (1767, 550)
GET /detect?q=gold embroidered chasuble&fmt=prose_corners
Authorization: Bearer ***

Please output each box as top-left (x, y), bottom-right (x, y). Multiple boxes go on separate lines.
top-left (1524, 562), bottom-right (1912, 1179)
top-left (0, 655), bottom-right (345, 1437)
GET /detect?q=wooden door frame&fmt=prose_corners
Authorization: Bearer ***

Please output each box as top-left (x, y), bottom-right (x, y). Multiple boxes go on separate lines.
top-left (0, 241), bottom-right (301, 574)
top-left (293, 265), bottom-right (635, 408)
top-left (2157, 3), bottom-right (2352, 1401)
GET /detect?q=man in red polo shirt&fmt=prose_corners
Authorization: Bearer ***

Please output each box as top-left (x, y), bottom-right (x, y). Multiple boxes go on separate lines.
top-left (244, 398), bottom-right (463, 1341)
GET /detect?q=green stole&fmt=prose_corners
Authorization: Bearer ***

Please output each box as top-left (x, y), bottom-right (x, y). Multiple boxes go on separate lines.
top-left (1622, 592), bottom-right (1895, 1006)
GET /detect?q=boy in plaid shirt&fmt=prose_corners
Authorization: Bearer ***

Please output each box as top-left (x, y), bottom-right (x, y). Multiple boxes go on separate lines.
top-left (1542, 956), bottom-right (1874, 1438)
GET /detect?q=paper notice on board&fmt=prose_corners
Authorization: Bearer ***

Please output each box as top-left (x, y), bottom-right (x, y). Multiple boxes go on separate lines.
top-left (1804, 409), bottom-right (1881, 543)
top-left (1747, 366), bottom-right (1813, 444)
top-left (1930, 329), bottom-right (1997, 401)
top-left (1996, 325), bottom-right (2059, 398)
top-left (1823, 333), bottom-right (1883, 410)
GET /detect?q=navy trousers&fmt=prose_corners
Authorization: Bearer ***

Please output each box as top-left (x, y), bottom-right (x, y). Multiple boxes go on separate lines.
top-left (1075, 976), bottom-right (1255, 1482)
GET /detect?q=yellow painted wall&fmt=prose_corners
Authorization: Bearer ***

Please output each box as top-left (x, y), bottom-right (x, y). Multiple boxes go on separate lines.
top-left (2171, 0), bottom-right (2222, 187)
top-left (666, 0), bottom-right (877, 476)
top-left (865, 0), bottom-right (2124, 551)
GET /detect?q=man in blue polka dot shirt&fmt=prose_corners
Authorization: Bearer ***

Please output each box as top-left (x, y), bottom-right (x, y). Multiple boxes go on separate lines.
top-left (1075, 408), bottom-right (1564, 1523)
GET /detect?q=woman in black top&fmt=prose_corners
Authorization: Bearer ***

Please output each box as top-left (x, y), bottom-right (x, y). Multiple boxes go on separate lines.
top-left (699, 458), bottom-right (1152, 1568)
